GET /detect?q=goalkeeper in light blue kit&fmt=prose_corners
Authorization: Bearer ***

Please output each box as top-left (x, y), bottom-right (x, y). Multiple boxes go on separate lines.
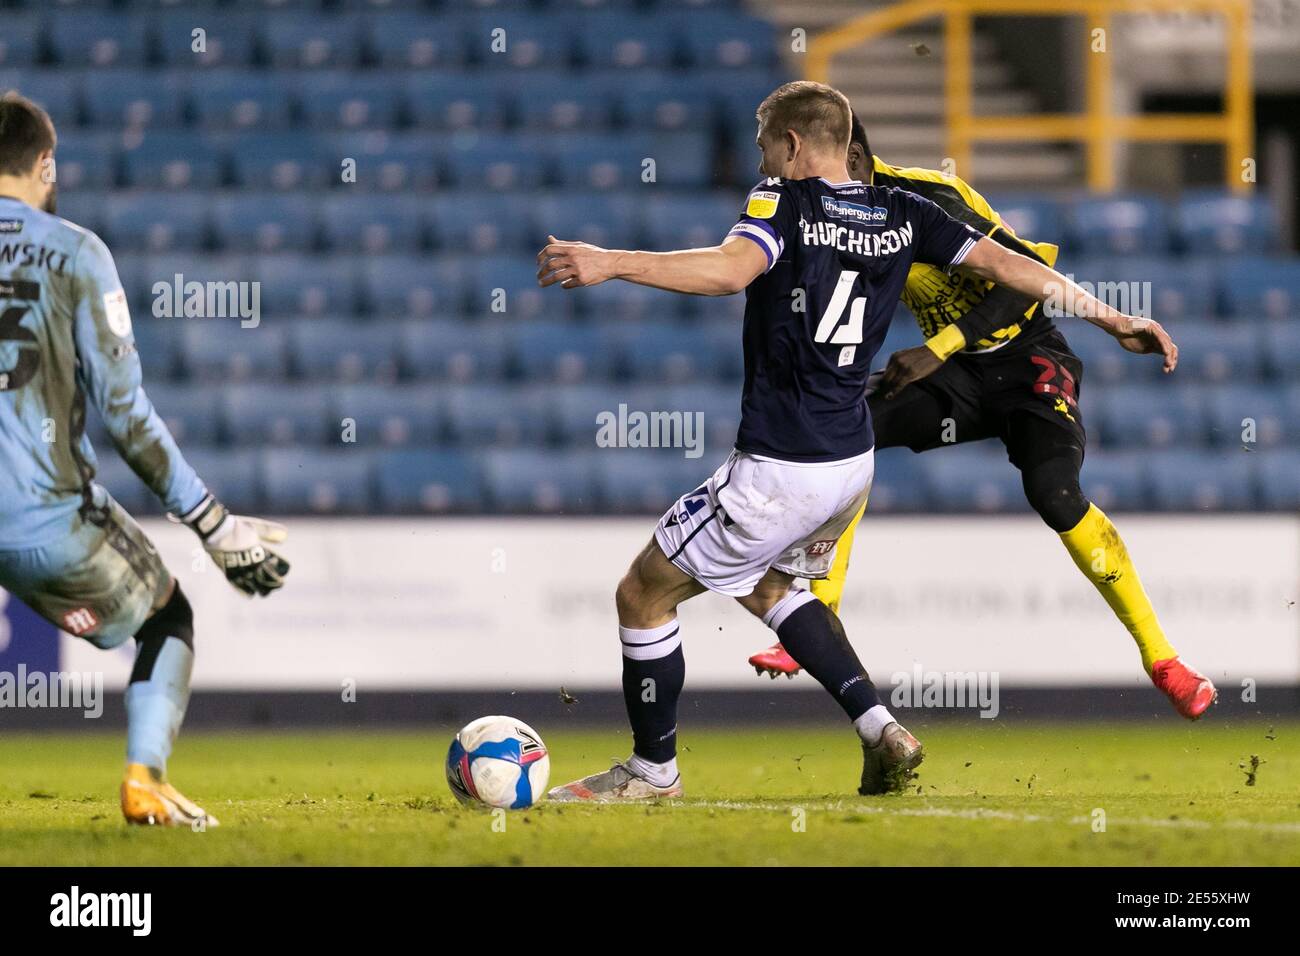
top-left (0, 92), bottom-right (291, 826)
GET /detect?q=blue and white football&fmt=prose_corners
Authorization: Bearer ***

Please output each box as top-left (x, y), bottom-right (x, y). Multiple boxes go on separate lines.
top-left (446, 716), bottom-right (550, 809)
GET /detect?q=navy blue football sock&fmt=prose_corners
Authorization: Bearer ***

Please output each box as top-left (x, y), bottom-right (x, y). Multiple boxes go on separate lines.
top-left (619, 620), bottom-right (685, 764)
top-left (765, 588), bottom-right (881, 721)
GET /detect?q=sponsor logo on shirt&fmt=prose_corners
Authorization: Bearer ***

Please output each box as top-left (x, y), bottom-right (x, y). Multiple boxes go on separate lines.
top-left (0, 218), bottom-right (23, 234)
top-left (821, 196), bottom-right (888, 225)
top-left (746, 190), bottom-right (781, 220)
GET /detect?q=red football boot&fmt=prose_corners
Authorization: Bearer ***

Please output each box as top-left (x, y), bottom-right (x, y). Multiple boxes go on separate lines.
top-left (1151, 657), bottom-right (1218, 720)
top-left (748, 642), bottom-right (802, 679)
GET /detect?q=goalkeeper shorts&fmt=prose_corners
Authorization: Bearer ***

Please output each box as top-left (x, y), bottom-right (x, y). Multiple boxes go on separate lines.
top-left (0, 484), bottom-right (172, 649)
top-left (654, 447), bottom-right (874, 597)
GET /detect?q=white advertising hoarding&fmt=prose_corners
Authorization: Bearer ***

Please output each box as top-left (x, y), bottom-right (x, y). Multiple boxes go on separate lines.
top-left (49, 515), bottom-right (1298, 692)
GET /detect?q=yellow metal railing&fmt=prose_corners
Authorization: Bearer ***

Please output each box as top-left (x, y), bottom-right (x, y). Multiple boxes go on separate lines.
top-left (805, 0), bottom-right (1254, 192)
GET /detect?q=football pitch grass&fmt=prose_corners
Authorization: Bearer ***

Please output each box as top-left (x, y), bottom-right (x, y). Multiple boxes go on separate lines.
top-left (1, 721), bottom-right (1297, 866)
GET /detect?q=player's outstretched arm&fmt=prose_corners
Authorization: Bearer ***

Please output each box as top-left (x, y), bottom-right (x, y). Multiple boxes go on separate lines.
top-left (960, 237), bottom-right (1179, 373)
top-left (537, 234), bottom-right (767, 297)
top-left (71, 232), bottom-right (291, 596)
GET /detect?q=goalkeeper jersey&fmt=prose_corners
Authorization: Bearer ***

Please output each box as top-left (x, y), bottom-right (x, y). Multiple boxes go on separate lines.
top-left (0, 196), bottom-right (205, 547)
top-left (871, 156), bottom-right (1060, 353)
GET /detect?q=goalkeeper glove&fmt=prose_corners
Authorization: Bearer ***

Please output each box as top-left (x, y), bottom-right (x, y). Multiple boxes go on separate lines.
top-left (180, 494), bottom-right (290, 597)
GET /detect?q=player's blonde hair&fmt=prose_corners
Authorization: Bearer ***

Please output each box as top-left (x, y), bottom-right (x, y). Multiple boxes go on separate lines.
top-left (756, 81), bottom-right (852, 154)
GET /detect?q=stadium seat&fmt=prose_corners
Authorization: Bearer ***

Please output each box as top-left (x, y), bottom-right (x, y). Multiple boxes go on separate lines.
top-left (918, 446), bottom-right (1033, 515)
top-left (430, 193), bottom-right (535, 254)
top-left (121, 131), bottom-right (224, 190)
top-left (445, 133), bottom-right (551, 190)
top-left (617, 75), bottom-right (718, 131)
top-left (551, 383), bottom-right (653, 447)
top-left (512, 321), bottom-right (618, 383)
top-left (469, 12), bottom-right (577, 71)
top-left (145, 383), bottom-right (225, 447)
top-left (156, 12), bottom-right (259, 68)
top-left (663, 383), bottom-right (741, 458)
top-left (1256, 450), bottom-right (1300, 510)
top-left (262, 448), bottom-right (375, 514)
top-left (1069, 195), bottom-right (1171, 256)
top-left (211, 193), bottom-right (319, 253)
top-left (981, 194), bottom-right (1067, 247)
top-left (370, 12), bottom-right (469, 69)
top-left (867, 451), bottom-right (931, 513)
top-left (0, 71), bottom-right (80, 125)
top-left (1063, 256), bottom-right (1218, 323)
top-left (101, 192), bottom-right (210, 253)
top-left (397, 319), bottom-right (510, 383)
top-left (189, 72), bottom-right (295, 129)
top-left (254, 255), bottom-right (359, 317)
top-left (517, 73), bottom-right (616, 131)
top-left (319, 194), bottom-right (427, 254)
top-left (578, 13), bottom-right (680, 70)
top-left (131, 318), bottom-right (185, 382)
top-left (1146, 449), bottom-right (1258, 511)
top-left (404, 74), bottom-right (509, 130)
top-left (228, 132), bottom-right (335, 190)
top-left (52, 132), bottom-right (122, 190)
top-left (329, 131), bottom-right (443, 192)
top-left (1167, 322), bottom-right (1264, 383)
top-left (48, 13), bottom-right (150, 68)
top-left (374, 449), bottom-right (486, 513)
top-left (1219, 260), bottom-right (1300, 319)
top-left (332, 385), bottom-right (445, 448)
top-left (296, 72), bottom-right (404, 130)
top-left (617, 322), bottom-right (713, 383)
top-left (83, 71), bottom-right (188, 128)
top-left (182, 449), bottom-right (264, 513)
top-left (1173, 189), bottom-right (1278, 256)
top-left (0, 17), bottom-right (42, 68)
top-left (288, 318), bottom-right (400, 383)
top-left (593, 449), bottom-right (717, 513)
top-left (361, 256), bottom-right (466, 318)
top-left (642, 193), bottom-right (739, 251)
top-left (178, 319), bottom-right (289, 383)
top-left (1092, 384), bottom-right (1207, 450)
top-left (1078, 451), bottom-right (1149, 511)
top-left (1261, 320), bottom-right (1300, 379)
top-left (679, 12), bottom-right (778, 69)
top-left (482, 449), bottom-right (599, 513)
top-left (443, 385), bottom-right (554, 447)
top-left (262, 14), bottom-right (367, 69)
top-left (578, 280), bottom-right (687, 325)
top-left (1202, 385), bottom-right (1291, 448)
top-left (529, 192), bottom-right (641, 251)
top-left (223, 385), bottom-right (336, 447)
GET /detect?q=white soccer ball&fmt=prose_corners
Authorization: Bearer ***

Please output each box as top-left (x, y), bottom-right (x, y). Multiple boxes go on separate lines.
top-left (445, 715), bottom-right (550, 809)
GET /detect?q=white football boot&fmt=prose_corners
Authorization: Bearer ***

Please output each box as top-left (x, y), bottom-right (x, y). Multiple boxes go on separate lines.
top-left (547, 762), bottom-right (683, 803)
top-left (858, 722), bottom-right (924, 795)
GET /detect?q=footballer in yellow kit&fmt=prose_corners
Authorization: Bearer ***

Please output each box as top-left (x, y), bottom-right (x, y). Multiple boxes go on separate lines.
top-left (747, 112), bottom-right (1217, 720)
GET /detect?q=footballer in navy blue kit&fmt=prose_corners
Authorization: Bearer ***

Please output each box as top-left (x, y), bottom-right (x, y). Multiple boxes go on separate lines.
top-left (536, 81), bottom-right (1165, 802)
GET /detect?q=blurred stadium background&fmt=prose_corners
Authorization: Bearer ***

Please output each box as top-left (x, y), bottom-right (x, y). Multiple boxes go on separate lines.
top-left (0, 0), bottom-right (1296, 723)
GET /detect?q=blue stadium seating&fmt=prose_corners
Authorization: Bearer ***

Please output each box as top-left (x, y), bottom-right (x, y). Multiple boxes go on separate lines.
top-left (3, 3), bottom-right (1294, 515)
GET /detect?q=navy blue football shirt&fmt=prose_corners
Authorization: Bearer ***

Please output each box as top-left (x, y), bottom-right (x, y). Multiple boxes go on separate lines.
top-left (726, 176), bottom-right (983, 462)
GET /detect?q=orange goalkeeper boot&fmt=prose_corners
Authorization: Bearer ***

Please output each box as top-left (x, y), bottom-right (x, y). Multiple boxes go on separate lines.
top-left (1151, 657), bottom-right (1218, 720)
top-left (748, 642), bottom-right (801, 679)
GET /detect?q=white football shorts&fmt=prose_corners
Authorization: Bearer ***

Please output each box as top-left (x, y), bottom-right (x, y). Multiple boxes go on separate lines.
top-left (653, 448), bottom-right (874, 597)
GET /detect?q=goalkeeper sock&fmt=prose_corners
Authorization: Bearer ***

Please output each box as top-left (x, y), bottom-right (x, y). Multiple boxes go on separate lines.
top-left (620, 620), bottom-right (685, 764)
top-left (809, 500), bottom-right (866, 615)
top-left (765, 588), bottom-right (882, 722)
top-left (1059, 504), bottom-right (1177, 674)
top-left (125, 585), bottom-right (194, 773)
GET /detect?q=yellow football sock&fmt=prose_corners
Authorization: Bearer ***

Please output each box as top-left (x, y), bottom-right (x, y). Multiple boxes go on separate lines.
top-left (1059, 504), bottom-right (1177, 674)
top-left (810, 501), bottom-right (867, 615)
